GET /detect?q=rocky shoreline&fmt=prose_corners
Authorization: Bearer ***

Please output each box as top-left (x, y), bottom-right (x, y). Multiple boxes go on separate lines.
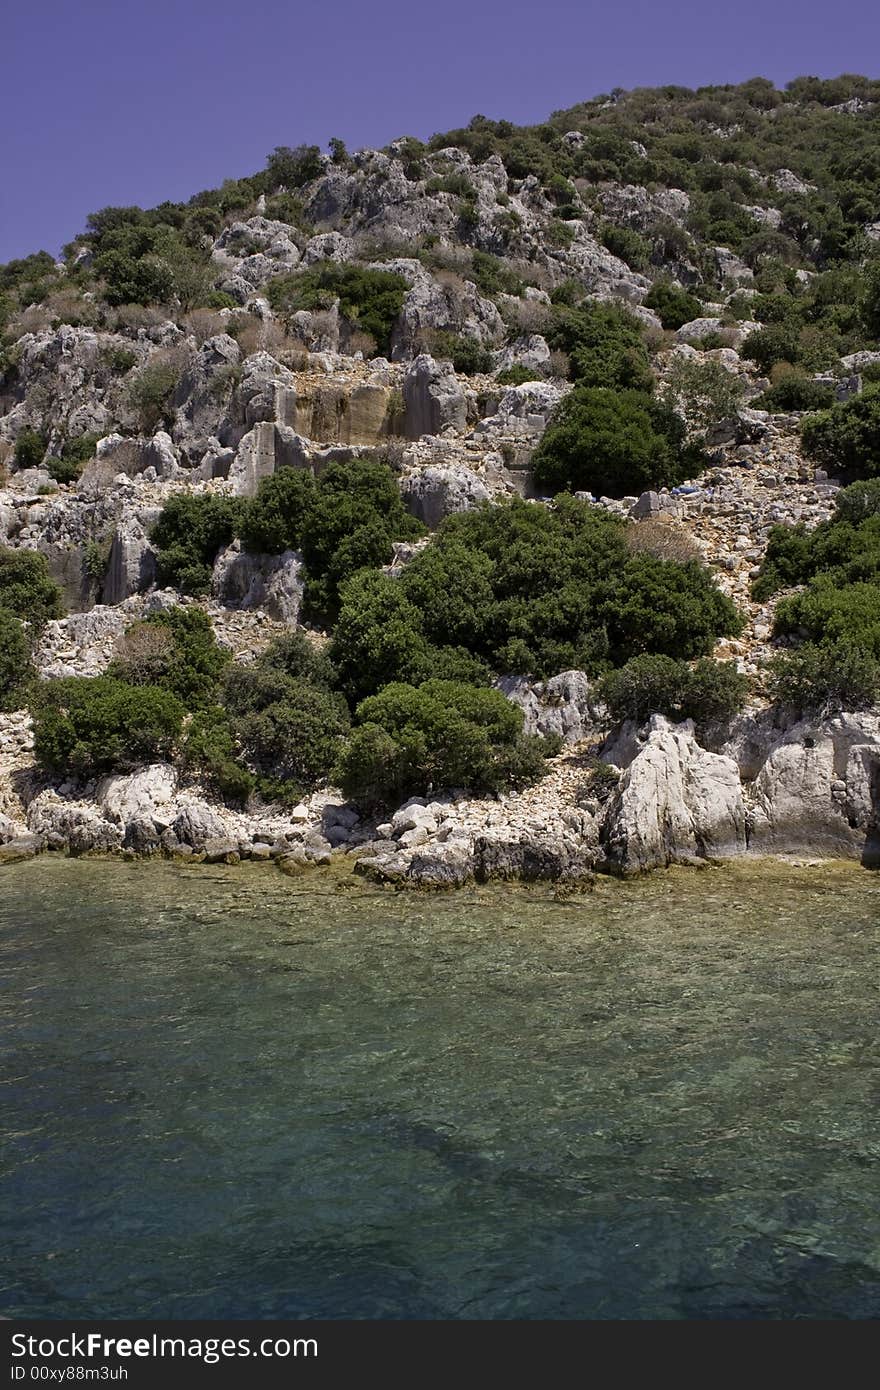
top-left (3, 702), bottom-right (878, 883)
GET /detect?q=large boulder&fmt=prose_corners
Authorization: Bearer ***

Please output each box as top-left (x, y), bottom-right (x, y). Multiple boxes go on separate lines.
top-left (475, 827), bottom-right (597, 883)
top-left (227, 422), bottom-right (309, 496)
top-left (496, 670), bottom-right (594, 744)
top-left (474, 380), bottom-right (567, 439)
top-left (171, 802), bottom-right (229, 851)
top-left (601, 716), bottom-right (747, 873)
top-left (212, 541), bottom-right (304, 622)
top-left (402, 355), bottom-right (468, 438)
top-left (97, 764), bottom-right (178, 827)
top-left (400, 464), bottom-right (490, 527)
top-left (26, 792), bottom-right (122, 855)
top-left (748, 714), bottom-right (880, 861)
top-left (390, 266), bottom-right (505, 361)
top-left (103, 514), bottom-right (159, 604)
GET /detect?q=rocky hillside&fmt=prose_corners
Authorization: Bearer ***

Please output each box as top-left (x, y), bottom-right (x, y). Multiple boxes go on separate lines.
top-left (1, 76), bottom-right (880, 880)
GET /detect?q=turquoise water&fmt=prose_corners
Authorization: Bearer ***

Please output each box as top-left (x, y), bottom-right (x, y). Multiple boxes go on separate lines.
top-left (1, 856), bottom-right (879, 1319)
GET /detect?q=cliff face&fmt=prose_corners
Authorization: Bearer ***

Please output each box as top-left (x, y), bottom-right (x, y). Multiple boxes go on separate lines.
top-left (1, 79), bottom-right (880, 878)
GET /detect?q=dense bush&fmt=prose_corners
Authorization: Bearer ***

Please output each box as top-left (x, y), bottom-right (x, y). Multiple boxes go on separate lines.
top-left (659, 357), bottom-right (746, 432)
top-left (152, 494), bottom-right (241, 595)
top-left (13, 429), bottom-right (46, 471)
top-left (800, 385), bottom-right (880, 478)
top-left (532, 385), bottom-right (704, 497)
top-left (266, 264), bottom-right (406, 354)
top-left (833, 478), bottom-right (880, 524)
top-left (128, 356), bottom-right (183, 433)
top-left (765, 640), bottom-right (880, 713)
top-left (774, 579), bottom-right (880, 656)
top-left (469, 249), bottom-right (524, 298)
top-left (546, 301), bottom-right (654, 391)
top-left (237, 468), bottom-right (316, 556)
top-left (598, 654), bottom-right (748, 727)
top-left (741, 323), bottom-right (803, 373)
top-left (495, 364), bottom-right (538, 386)
top-left (330, 497), bottom-right (741, 699)
top-left (31, 676), bottom-right (184, 775)
top-left (336, 679), bottom-right (555, 809)
top-left (110, 606), bottom-right (230, 709)
top-left (239, 459), bottom-right (423, 621)
top-left (180, 705), bottom-right (255, 804)
top-left (265, 144), bottom-right (323, 190)
top-left (0, 547), bottom-right (64, 629)
top-left (223, 640), bottom-right (350, 801)
top-left (597, 222), bottom-right (651, 271)
top-left (328, 569), bottom-right (491, 702)
top-left (425, 331), bottom-right (493, 375)
top-left (753, 478), bottom-right (880, 600)
top-left (0, 611), bottom-right (33, 711)
top-left (751, 523), bottom-right (816, 600)
top-left (753, 375), bottom-right (836, 413)
top-left (643, 279), bottom-right (702, 330)
top-left (46, 433), bottom-right (101, 484)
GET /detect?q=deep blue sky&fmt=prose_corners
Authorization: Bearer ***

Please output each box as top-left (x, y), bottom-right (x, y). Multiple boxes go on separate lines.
top-left (4, 0), bottom-right (880, 261)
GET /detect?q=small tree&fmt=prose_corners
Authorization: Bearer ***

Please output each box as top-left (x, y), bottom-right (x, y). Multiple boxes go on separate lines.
top-left (532, 386), bottom-right (703, 497)
top-left (266, 145), bottom-right (324, 190)
top-left (643, 279), bottom-right (702, 330)
top-left (31, 677), bottom-right (184, 775)
top-left (0, 612), bottom-right (33, 712)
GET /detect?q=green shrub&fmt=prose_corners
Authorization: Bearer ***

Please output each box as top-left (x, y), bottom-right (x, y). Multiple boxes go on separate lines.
top-left (598, 654), bottom-right (748, 727)
top-left (31, 676), bottom-right (184, 775)
top-left (741, 323), bottom-right (802, 373)
top-left (266, 264), bottom-right (406, 354)
top-left (266, 145), bottom-right (324, 190)
top-left (547, 301), bottom-right (654, 391)
top-left (751, 523), bottom-right (816, 600)
top-left (833, 478), bottom-right (880, 524)
top-left (128, 357), bottom-right (182, 432)
top-left (496, 364), bottom-right (537, 386)
top-left (180, 705), bottom-right (255, 804)
top-left (765, 640), bottom-right (880, 712)
top-left (532, 385), bottom-right (704, 497)
top-left (773, 579), bottom-right (880, 656)
top-left (152, 494), bottom-right (241, 595)
top-left (13, 429), bottom-right (46, 471)
top-left (0, 611), bottom-right (33, 711)
top-left (328, 570), bottom-right (432, 702)
top-left (643, 279), bottom-right (702, 329)
top-left (861, 257), bottom-right (880, 338)
top-left (469, 250), bottom-right (524, 298)
top-left (426, 331), bottom-right (493, 375)
top-left (336, 679), bottom-right (554, 809)
top-left (753, 481), bottom-right (880, 601)
top-left (753, 376), bottom-right (836, 412)
top-left (545, 221), bottom-right (575, 248)
top-left (800, 385), bottom-right (880, 477)
top-left (331, 498), bottom-right (741, 697)
top-left (660, 357), bottom-right (746, 432)
top-left (0, 547), bottom-right (63, 629)
top-left (256, 631), bottom-right (337, 688)
top-left (103, 346), bottom-right (138, 375)
top-left (425, 173), bottom-right (476, 198)
top-left (46, 433), bottom-right (101, 484)
top-left (597, 222), bottom-right (651, 271)
top-left (238, 458), bottom-right (423, 622)
top-left (110, 607), bottom-right (230, 708)
top-left (223, 659), bottom-right (350, 802)
top-left (237, 468), bottom-right (317, 555)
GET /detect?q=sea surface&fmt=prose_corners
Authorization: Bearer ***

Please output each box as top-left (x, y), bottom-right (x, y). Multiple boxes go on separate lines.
top-left (1, 855), bottom-right (879, 1320)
